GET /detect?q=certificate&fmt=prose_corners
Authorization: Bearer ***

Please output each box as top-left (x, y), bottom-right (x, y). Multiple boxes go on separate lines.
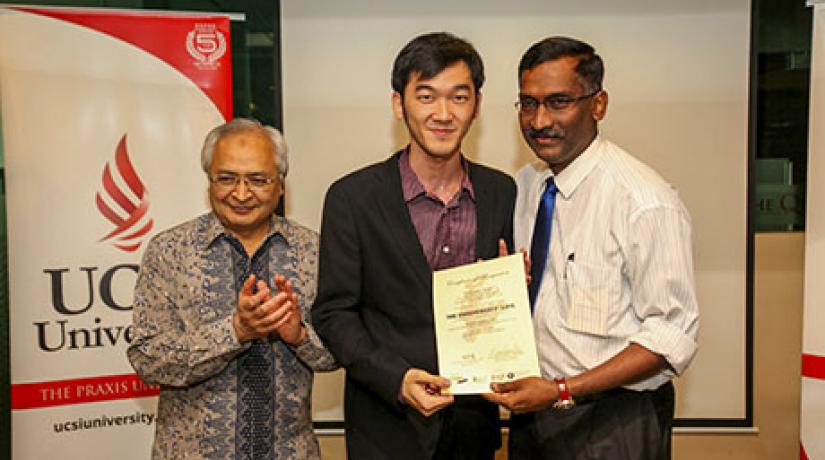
top-left (433, 253), bottom-right (540, 394)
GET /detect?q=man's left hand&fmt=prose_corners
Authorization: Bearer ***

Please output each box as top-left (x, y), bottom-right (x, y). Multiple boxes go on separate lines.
top-left (482, 376), bottom-right (557, 414)
top-left (497, 239), bottom-right (532, 285)
top-left (268, 274), bottom-right (307, 346)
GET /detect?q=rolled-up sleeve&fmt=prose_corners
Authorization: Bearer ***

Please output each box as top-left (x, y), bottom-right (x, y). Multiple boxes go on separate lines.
top-left (626, 205), bottom-right (699, 375)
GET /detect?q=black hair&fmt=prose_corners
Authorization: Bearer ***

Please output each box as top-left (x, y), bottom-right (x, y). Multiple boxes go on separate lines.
top-left (391, 32), bottom-right (484, 96)
top-left (518, 36), bottom-right (603, 93)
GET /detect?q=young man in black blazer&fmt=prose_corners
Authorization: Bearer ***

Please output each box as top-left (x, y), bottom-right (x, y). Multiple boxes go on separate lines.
top-left (312, 32), bottom-right (515, 460)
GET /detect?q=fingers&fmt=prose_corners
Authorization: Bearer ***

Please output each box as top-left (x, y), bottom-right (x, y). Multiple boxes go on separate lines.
top-left (256, 280), bottom-right (270, 299)
top-left (241, 274), bottom-right (256, 296)
top-left (490, 380), bottom-right (518, 393)
top-left (483, 382), bottom-right (524, 413)
top-left (235, 274), bottom-right (302, 342)
top-left (482, 380), bottom-right (519, 410)
top-left (481, 391), bottom-right (507, 405)
top-left (410, 368), bottom-right (451, 389)
top-left (273, 274), bottom-right (294, 296)
top-left (520, 248), bottom-right (531, 269)
top-left (239, 277), bottom-right (270, 312)
top-left (272, 274), bottom-right (299, 314)
top-left (520, 248), bottom-right (532, 284)
top-left (485, 377), bottom-right (556, 414)
top-left (234, 275), bottom-right (264, 341)
top-left (253, 291), bottom-right (298, 328)
top-left (498, 238), bottom-right (509, 257)
top-left (401, 368), bottom-right (454, 417)
top-left (255, 279), bottom-right (306, 345)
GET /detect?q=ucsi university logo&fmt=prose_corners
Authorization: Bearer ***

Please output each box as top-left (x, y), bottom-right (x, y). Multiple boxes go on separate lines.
top-left (95, 134), bottom-right (153, 252)
top-left (32, 135), bottom-right (151, 352)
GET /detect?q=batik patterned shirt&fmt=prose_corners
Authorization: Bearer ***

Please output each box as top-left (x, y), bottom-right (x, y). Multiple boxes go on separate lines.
top-left (128, 212), bottom-right (336, 460)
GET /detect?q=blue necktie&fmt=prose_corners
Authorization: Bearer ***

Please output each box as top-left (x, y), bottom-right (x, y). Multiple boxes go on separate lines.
top-left (528, 178), bottom-right (558, 310)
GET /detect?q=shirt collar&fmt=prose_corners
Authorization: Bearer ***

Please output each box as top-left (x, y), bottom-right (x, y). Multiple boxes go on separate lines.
top-left (204, 211), bottom-right (291, 248)
top-left (533, 135), bottom-right (604, 199)
top-left (399, 147), bottom-right (476, 202)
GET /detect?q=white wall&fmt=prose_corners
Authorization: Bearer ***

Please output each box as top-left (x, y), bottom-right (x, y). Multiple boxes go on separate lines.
top-left (281, 0), bottom-right (751, 423)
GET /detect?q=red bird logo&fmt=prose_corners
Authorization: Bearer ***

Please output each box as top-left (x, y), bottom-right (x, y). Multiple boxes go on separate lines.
top-left (95, 135), bottom-right (154, 252)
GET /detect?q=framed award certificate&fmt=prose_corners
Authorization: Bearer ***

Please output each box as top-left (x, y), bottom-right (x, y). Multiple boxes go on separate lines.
top-left (433, 253), bottom-right (540, 394)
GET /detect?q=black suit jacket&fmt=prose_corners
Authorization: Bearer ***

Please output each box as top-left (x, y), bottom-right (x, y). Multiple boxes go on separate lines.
top-left (312, 151), bottom-right (516, 460)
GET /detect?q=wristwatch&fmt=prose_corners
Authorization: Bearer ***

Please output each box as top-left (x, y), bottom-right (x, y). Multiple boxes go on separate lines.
top-left (552, 377), bottom-right (575, 410)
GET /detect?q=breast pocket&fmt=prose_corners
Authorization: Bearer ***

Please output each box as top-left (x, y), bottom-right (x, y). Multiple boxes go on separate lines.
top-left (563, 261), bottom-right (614, 336)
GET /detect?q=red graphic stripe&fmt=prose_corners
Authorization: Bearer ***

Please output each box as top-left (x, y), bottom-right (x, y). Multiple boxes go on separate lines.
top-left (102, 163), bottom-right (138, 215)
top-left (802, 353), bottom-right (825, 380)
top-left (115, 135), bottom-right (146, 199)
top-left (801, 442), bottom-right (808, 460)
top-left (115, 242), bottom-right (142, 252)
top-left (119, 219), bottom-right (154, 242)
top-left (95, 192), bottom-right (126, 227)
top-left (96, 133), bottom-right (153, 252)
top-left (11, 7), bottom-right (233, 120)
top-left (11, 373), bottom-right (159, 410)
top-left (100, 198), bottom-right (150, 241)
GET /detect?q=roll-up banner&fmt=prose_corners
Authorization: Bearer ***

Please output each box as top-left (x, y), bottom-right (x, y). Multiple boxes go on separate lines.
top-left (803, 2), bottom-right (825, 460)
top-left (0, 6), bottom-right (232, 458)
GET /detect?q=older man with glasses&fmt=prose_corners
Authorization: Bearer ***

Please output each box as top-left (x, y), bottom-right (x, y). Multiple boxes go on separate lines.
top-left (128, 117), bottom-right (336, 460)
top-left (484, 37), bottom-right (699, 460)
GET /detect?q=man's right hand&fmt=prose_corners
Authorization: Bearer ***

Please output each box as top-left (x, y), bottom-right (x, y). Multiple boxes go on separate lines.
top-left (483, 376), bottom-right (557, 414)
top-left (400, 368), bottom-right (454, 417)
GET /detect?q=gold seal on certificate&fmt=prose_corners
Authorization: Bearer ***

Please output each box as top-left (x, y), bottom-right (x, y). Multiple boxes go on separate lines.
top-left (433, 253), bottom-right (540, 394)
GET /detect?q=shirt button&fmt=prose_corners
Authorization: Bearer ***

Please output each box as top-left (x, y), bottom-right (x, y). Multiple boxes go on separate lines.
top-left (442, 246), bottom-right (450, 254)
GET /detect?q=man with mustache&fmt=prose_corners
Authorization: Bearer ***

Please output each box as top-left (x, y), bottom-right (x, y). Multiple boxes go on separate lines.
top-left (484, 37), bottom-right (699, 459)
top-left (312, 32), bottom-right (515, 460)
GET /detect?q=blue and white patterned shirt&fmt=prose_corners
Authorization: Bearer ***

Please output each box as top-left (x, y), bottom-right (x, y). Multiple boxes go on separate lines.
top-left (128, 212), bottom-right (336, 460)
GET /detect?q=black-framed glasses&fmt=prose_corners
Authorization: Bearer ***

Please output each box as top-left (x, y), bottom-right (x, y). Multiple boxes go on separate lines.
top-left (209, 173), bottom-right (278, 192)
top-left (515, 88), bottom-right (602, 115)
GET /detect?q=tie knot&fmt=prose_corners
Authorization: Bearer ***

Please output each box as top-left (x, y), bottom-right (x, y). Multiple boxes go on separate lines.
top-left (545, 178), bottom-right (558, 195)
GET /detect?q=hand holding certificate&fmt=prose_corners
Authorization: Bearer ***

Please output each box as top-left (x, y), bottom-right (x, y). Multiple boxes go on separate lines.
top-left (433, 253), bottom-right (540, 394)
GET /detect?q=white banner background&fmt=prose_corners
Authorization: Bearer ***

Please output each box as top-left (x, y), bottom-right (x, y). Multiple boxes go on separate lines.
top-left (802, 4), bottom-right (825, 459)
top-left (0, 7), bottom-right (230, 459)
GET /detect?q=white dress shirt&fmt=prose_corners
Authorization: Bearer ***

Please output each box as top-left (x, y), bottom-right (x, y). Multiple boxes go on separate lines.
top-left (514, 136), bottom-right (699, 391)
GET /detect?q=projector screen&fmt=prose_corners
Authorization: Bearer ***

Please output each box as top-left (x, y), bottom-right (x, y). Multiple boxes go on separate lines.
top-left (281, 0), bottom-right (751, 426)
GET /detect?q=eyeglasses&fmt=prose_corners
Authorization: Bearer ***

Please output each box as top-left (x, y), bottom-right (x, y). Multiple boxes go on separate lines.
top-left (209, 173), bottom-right (278, 192)
top-left (515, 89), bottom-right (601, 115)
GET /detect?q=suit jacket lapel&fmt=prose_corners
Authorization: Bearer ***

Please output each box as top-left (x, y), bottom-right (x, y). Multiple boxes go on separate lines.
top-left (374, 152), bottom-right (431, 288)
top-left (469, 162), bottom-right (495, 258)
